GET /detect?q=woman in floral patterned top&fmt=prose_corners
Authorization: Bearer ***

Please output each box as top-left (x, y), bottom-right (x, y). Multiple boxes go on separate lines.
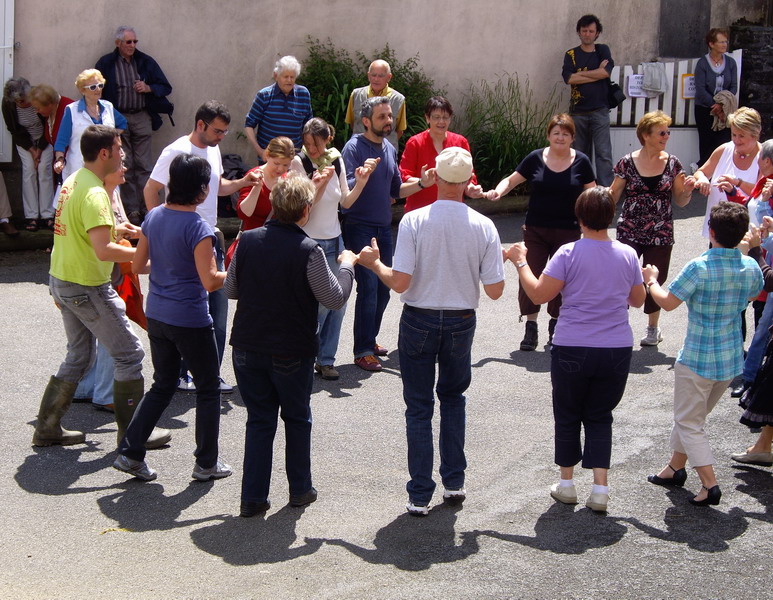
top-left (610, 111), bottom-right (696, 346)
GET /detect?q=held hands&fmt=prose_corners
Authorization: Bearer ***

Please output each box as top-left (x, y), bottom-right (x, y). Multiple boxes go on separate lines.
top-left (115, 222), bottom-right (141, 240)
top-left (485, 189), bottom-right (501, 202)
top-left (355, 157), bottom-right (380, 183)
top-left (642, 264), bottom-right (659, 285)
top-left (465, 183), bottom-right (485, 199)
top-left (337, 249), bottom-right (358, 266)
top-left (244, 169), bottom-right (263, 188)
top-left (682, 175), bottom-right (697, 194)
top-left (53, 156), bottom-right (65, 175)
top-left (761, 179), bottom-right (773, 203)
top-left (740, 225), bottom-right (761, 254)
top-left (761, 215), bottom-right (773, 239)
top-left (715, 174), bottom-right (736, 193)
top-left (357, 237), bottom-right (381, 268)
top-left (419, 164), bottom-right (435, 188)
top-left (505, 242), bottom-right (527, 264)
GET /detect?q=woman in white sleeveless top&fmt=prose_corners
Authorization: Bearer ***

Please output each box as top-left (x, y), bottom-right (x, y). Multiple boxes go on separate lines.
top-left (694, 107), bottom-right (761, 239)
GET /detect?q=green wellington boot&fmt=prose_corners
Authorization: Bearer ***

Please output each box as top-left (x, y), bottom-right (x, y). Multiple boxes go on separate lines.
top-left (113, 378), bottom-right (172, 450)
top-left (32, 376), bottom-right (86, 446)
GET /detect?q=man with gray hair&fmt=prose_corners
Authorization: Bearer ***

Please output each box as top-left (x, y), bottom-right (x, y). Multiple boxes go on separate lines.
top-left (358, 147), bottom-right (506, 515)
top-left (345, 59), bottom-right (406, 150)
top-left (96, 25), bottom-right (173, 224)
top-left (244, 55), bottom-right (313, 160)
top-left (341, 96), bottom-right (432, 372)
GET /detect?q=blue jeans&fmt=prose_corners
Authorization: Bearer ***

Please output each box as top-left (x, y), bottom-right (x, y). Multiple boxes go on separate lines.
top-left (233, 348), bottom-right (314, 503)
top-left (120, 317), bottom-right (221, 466)
top-left (551, 345), bottom-right (632, 469)
top-left (180, 231), bottom-right (227, 377)
top-left (572, 108), bottom-right (613, 186)
top-left (743, 295), bottom-right (773, 384)
top-left (49, 276), bottom-right (144, 383)
top-left (343, 221), bottom-right (392, 358)
top-left (398, 307), bottom-right (477, 505)
top-left (73, 341), bottom-right (114, 406)
top-left (315, 236), bottom-right (347, 366)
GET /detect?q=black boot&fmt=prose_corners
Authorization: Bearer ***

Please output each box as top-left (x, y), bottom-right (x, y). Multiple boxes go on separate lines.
top-left (520, 321), bottom-right (538, 351)
top-left (547, 318), bottom-right (557, 347)
top-left (32, 376), bottom-right (85, 446)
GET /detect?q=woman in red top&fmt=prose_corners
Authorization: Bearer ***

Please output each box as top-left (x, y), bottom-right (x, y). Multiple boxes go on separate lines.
top-left (237, 136), bottom-right (294, 230)
top-left (399, 96), bottom-right (485, 212)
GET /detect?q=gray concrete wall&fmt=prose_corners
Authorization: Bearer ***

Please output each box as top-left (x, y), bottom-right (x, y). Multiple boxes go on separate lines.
top-left (9, 0), bottom-right (764, 164)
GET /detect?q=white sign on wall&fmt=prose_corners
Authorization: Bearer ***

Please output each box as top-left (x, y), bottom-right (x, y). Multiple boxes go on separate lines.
top-left (682, 74), bottom-right (696, 99)
top-left (627, 74), bottom-right (648, 98)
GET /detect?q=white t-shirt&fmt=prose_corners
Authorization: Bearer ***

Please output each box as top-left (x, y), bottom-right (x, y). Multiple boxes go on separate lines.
top-left (291, 154), bottom-right (346, 240)
top-left (149, 135), bottom-right (223, 227)
top-left (393, 200), bottom-right (505, 310)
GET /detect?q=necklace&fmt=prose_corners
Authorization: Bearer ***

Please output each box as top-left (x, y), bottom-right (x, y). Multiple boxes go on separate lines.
top-left (736, 149), bottom-right (751, 160)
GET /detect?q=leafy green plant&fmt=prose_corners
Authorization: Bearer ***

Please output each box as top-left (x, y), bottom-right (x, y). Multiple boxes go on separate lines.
top-left (458, 74), bottom-right (561, 190)
top-left (298, 38), bottom-right (444, 152)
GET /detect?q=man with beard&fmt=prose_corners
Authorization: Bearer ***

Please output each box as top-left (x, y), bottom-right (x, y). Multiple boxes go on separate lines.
top-left (341, 97), bottom-right (432, 372)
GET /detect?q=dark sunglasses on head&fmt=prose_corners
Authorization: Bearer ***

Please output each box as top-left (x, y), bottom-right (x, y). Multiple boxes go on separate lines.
top-left (84, 83), bottom-right (105, 91)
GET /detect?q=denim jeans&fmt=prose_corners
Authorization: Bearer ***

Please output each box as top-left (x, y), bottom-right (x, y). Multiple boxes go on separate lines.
top-left (342, 221), bottom-right (392, 358)
top-left (743, 295), bottom-right (773, 384)
top-left (73, 341), bottom-right (114, 406)
top-left (315, 236), bottom-right (347, 365)
top-left (398, 307), bottom-right (477, 505)
top-left (120, 317), bottom-right (221, 466)
top-left (49, 276), bottom-right (144, 383)
top-left (551, 345), bottom-right (632, 469)
top-left (233, 348), bottom-right (314, 503)
top-left (571, 108), bottom-right (613, 186)
top-left (180, 231), bottom-right (227, 377)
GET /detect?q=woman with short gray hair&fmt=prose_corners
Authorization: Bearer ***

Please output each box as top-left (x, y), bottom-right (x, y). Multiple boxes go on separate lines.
top-left (2, 77), bottom-right (54, 231)
top-left (244, 55), bottom-right (313, 161)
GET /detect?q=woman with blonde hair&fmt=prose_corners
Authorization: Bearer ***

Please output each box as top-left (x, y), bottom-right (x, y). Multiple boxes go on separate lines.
top-left (53, 69), bottom-right (127, 181)
top-left (609, 110), bottom-right (696, 346)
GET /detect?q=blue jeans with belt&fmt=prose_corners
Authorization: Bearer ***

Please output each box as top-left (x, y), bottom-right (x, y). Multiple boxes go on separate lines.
top-left (398, 306), bottom-right (477, 505)
top-left (343, 221), bottom-right (392, 358)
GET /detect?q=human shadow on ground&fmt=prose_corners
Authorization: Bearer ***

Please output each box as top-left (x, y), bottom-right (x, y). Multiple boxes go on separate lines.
top-left (629, 347), bottom-right (676, 375)
top-left (97, 479), bottom-right (226, 532)
top-left (322, 502), bottom-right (479, 571)
top-left (15, 444), bottom-right (115, 495)
top-left (190, 504), bottom-right (322, 565)
top-left (732, 465), bottom-right (773, 522)
top-left (473, 350), bottom-right (551, 374)
top-left (620, 487), bottom-right (749, 552)
top-left (474, 502), bottom-right (627, 554)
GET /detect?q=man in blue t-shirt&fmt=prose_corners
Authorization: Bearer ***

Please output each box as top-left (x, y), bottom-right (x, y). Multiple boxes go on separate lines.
top-left (562, 14), bottom-right (614, 186)
top-left (340, 97), bottom-right (432, 371)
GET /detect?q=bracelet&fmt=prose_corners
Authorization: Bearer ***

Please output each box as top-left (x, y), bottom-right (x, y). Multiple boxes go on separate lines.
top-left (736, 177), bottom-right (743, 187)
top-left (515, 261), bottom-right (528, 269)
top-left (417, 179), bottom-right (426, 189)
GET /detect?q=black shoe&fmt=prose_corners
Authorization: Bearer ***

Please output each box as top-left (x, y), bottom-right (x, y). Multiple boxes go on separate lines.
top-left (689, 485), bottom-right (721, 506)
top-left (520, 321), bottom-right (538, 351)
top-left (730, 381), bottom-right (751, 398)
top-left (290, 486), bottom-right (318, 507)
top-left (240, 500), bottom-right (271, 517)
top-left (647, 465), bottom-right (687, 487)
top-left (547, 318), bottom-right (557, 347)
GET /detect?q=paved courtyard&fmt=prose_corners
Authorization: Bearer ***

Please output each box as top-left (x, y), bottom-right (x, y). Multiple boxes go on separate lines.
top-left (0, 196), bottom-right (770, 599)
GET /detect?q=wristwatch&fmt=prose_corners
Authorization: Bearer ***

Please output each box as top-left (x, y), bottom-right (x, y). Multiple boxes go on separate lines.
top-left (515, 261), bottom-right (528, 269)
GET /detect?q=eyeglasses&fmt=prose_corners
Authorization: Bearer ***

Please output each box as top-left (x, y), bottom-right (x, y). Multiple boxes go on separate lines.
top-left (658, 130), bottom-right (671, 137)
top-left (203, 121), bottom-right (229, 136)
top-left (123, 39), bottom-right (138, 45)
top-left (429, 114), bottom-right (451, 122)
top-left (84, 83), bottom-right (104, 91)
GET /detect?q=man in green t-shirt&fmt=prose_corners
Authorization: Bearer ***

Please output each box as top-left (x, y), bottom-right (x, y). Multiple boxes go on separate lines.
top-left (33, 125), bottom-right (169, 449)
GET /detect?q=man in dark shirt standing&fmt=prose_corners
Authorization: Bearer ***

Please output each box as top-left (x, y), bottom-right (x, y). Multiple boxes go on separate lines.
top-left (96, 25), bottom-right (172, 224)
top-left (562, 14), bottom-right (614, 186)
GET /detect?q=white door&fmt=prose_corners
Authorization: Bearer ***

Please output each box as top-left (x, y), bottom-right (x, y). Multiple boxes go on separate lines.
top-left (0, 0), bottom-right (15, 162)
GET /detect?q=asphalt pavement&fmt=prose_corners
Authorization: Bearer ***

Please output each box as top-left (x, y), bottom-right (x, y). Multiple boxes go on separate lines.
top-left (0, 194), bottom-right (770, 600)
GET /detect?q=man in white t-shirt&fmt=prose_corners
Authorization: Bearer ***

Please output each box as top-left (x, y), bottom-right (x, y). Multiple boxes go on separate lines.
top-left (144, 100), bottom-right (259, 392)
top-left (358, 147), bottom-right (505, 516)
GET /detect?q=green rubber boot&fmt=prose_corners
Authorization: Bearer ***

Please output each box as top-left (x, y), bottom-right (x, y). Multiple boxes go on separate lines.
top-left (32, 376), bottom-right (86, 446)
top-left (113, 378), bottom-right (172, 450)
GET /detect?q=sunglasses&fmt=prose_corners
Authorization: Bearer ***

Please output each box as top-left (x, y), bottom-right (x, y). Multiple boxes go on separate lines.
top-left (658, 130), bottom-right (671, 137)
top-left (84, 83), bottom-right (105, 91)
top-left (123, 39), bottom-right (138, 45)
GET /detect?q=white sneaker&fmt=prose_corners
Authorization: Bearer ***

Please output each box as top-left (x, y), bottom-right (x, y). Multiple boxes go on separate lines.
top-left (586, 492), bottom-right (609, 513)
top-left (192, 457), bottom-right (233, 481)
top-left (550, 483), bottom-right (578, 504)
top-left (219, 378), bottom-right (233, 393)
top-left (177, 374), bottom-right (195, 391)
top-left (640, 326), bottom-right (663, 346)
top-left (442, 488), bottom-right (466, 504)
top-left (406, 500), bottom-right (429, 516)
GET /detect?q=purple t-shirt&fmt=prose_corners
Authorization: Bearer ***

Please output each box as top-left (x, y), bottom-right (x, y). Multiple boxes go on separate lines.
top-left (143, 205), bottom-right (217, 328)
top-left (543, 238), bottom-right (643, 347)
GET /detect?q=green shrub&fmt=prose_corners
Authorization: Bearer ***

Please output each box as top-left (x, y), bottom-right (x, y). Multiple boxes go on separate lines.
top-left (298, 38), bottom-right (444, 152)
top-left (458, 74), bottom-right (562, 190)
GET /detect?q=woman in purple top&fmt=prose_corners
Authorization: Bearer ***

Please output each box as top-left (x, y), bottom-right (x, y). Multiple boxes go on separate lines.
top-left (114, 154), bottom-right (231, 483)
top-left (506, 187), bottom-right (646, 513)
